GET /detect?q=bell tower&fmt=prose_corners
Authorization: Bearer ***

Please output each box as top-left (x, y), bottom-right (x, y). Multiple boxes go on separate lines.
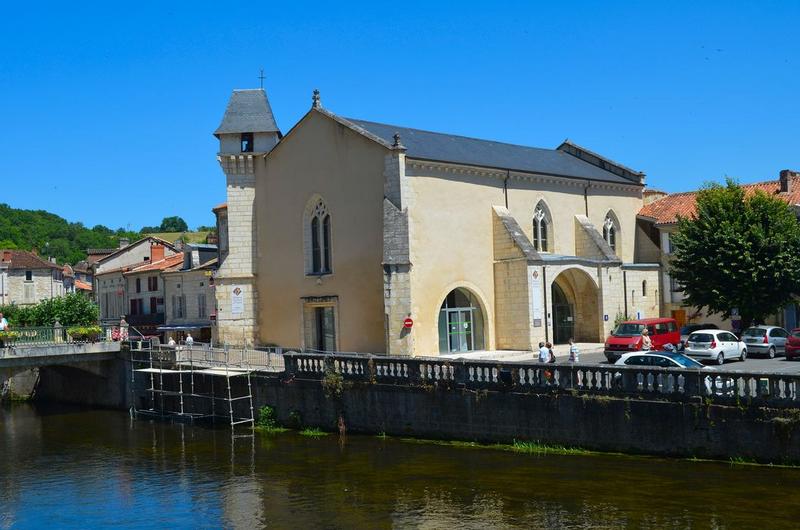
top-left (213, 88), bottom-right (281, 347)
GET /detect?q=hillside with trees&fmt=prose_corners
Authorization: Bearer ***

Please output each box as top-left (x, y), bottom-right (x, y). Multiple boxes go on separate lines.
top-left (0, 203), bottom-right (140, 265)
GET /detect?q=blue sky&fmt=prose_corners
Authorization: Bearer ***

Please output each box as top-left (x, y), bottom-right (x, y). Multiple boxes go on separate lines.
top-left (1, 1), bottom-right (798, 230)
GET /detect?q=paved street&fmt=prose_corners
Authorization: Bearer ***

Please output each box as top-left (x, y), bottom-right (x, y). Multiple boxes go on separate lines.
top-left (443, 343), bottom-right (800, 374)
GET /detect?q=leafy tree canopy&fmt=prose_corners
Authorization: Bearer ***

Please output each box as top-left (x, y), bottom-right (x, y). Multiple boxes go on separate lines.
top-left (670, 179), bottom-right (800, 329)
top-left (0, 293), bottom-right (99, 327)
top-left (142, 216), bottom-right (189, 233)
top-left (0, 203), bottom-right (140, 265)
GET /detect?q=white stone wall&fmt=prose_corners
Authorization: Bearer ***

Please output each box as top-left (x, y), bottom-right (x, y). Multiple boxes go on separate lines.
top-left (164, 270), bottom-right (214, 326)
top-left (96, 272), bottom-right (126, 320)
top-left (4, 269), bottom-right (63, 306)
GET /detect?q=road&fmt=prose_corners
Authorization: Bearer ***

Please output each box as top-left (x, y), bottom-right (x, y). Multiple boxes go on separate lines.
top-left (443, 343), bottom-right (800, 374)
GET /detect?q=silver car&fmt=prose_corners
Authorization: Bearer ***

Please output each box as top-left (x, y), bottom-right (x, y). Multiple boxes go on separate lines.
top-left (740, 325), bottom-right (789, 358)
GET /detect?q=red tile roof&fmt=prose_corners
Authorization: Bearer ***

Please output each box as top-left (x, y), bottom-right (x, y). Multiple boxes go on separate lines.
top-left (639, 176), bottom-right (800, 225)
top-left (125, 253), bottom-right (185, 274)
top-left (74, 279), bottom-right (92, 291)
top-left (0, 250), bottom-right (62, 270)
top-left (212, 202), bottom-right (227, 211)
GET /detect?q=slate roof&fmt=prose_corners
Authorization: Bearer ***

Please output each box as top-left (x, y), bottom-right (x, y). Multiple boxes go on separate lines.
top-left (0, 250), bottom-right (62, 270)
top-left (346, 118), bottom-right (642, 185)
top-left (214, 89), bottom-right (280, 136)
top-left (638, 175), bottom-right (800, 225)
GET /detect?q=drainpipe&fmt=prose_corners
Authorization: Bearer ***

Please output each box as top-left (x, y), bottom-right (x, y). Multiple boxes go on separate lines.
top-left (504, 170), bottom-right (510, 209)
top-left (584, 181), bottom-right (590, 216)
top-left (623, 269), bottom-right (628, 317)
top-left (543, 266), bottom-right (549, 343)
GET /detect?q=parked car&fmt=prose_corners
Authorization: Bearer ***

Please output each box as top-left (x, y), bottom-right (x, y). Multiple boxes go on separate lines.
top-left (684, 329), bottom-right (746, 365)
top-left (740, 325), bottom-right (789, 358)
top-left (614, 351), bottom-right (710, 369)
top-left (679, 323), bottom-right (719, 344)
top-left (604, 318), bottom-right (680, 362)
top-left (785, 328), bottom-right (800, 360)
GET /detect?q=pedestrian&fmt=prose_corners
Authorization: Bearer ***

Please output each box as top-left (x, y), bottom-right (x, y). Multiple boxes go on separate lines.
top-left (568, 338), bottom-right (580, 362)
top-left (0, 312), bottom-right (8, 331)
top-left (538, 341), bottom-right (549, 363)
top-left (185, 333), bottom-right (194, 347)
top-left (167, 337), bottom-right (176, 347)
top-left (546, 342), bottom-right (556, 363)
top-left (641, 327), bottom-right (652, 351)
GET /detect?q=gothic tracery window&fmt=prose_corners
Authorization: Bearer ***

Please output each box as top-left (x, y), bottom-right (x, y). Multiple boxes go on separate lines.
top-left (533, 202), bottom-right (551, 252)
top-left (603, 212), bottom-right (618, 253)
top-left (307, 199), bottom-right (332, 274)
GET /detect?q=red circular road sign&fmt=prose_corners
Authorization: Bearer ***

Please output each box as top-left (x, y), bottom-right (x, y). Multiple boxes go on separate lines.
top-left (403, 318), bottom-right (414, 328)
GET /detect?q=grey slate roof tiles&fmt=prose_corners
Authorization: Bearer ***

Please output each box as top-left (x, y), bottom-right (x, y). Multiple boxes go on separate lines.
top-left (215, 89), bottom-right (280, 135)
top-left (346, 118), bottom-right (640, 186)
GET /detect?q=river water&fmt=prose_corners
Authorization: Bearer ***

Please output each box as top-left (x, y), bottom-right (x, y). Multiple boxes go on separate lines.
top-left (2, 403), bottom-right (800, 529)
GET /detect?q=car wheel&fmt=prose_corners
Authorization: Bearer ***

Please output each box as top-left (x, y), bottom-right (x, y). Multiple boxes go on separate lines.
top-left (740, 348), bottom-right (747, 362)
top-left (768, 346), bottom-right (776, 359)
top-left (716, 352), bottom-right (724, 365)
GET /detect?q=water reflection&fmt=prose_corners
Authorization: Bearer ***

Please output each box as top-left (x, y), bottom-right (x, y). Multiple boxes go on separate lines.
top-left (1, 403), bottom-right (799, 528)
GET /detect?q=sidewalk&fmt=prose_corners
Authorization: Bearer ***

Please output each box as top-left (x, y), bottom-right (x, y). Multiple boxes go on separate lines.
top-left (439, 343), bottom-right (605, 363)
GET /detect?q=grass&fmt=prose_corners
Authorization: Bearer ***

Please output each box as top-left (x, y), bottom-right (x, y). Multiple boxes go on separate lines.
top-left (143, 231), bottom-right (211, 244)
top-left (299, 427), bottom-right (329, 437)
top-left (254, 425), bottom-right (289, 434)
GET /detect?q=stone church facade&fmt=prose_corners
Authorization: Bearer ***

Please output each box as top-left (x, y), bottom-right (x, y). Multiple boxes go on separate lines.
top-left (212, 87), bottom-right (660, 355)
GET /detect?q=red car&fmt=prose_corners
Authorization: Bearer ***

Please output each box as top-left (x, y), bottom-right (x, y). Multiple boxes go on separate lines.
top-left (786, 328), bottom-right (800, 360)
top-left (604, 317), bottom-right (681, 363)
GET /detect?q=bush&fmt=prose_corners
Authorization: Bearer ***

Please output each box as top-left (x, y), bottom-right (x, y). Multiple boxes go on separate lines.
top-left (66, 325), bottom-right (103, 342)
top-left (0, 293), bottom-right (99, 327)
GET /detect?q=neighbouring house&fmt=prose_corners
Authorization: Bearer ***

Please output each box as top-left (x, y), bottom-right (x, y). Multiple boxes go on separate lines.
top-left (72, 260), bottom-right (94, 298)
top-left (210, 86), bottom-right (661, 354)
top-left (161, 244), bottom-right (218, 343)
top-left (0, 250), bottom-right (65, 306)
top-left (638, 169), bottom-right (800, 331)
top-left (63, 264), bottom-right (75, 293)
top-left (95, 240), bottom-right (177, 327)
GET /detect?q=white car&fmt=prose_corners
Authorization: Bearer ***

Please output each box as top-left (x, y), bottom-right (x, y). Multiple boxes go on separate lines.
top-left (614, 351), bottom-right (711, 370)
top-left (684, 329), bottom-right (746, 365)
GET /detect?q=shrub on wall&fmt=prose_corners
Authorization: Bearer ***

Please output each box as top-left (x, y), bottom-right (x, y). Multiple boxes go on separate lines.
top-left (0, 293), bottom-right (99, 327)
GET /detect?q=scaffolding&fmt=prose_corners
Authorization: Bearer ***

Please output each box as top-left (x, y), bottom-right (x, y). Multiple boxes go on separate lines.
top-left (128, 339), bottom-right (254, 428)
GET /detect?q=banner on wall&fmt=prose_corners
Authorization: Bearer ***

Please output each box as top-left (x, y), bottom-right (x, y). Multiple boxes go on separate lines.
top-left (231, 286), bottom-right (244, 316)
top-left (531, 269), bottom-right (543, 327)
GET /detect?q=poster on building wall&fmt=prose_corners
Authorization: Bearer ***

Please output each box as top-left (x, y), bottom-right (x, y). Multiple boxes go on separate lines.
top-left (531, 269), bottom-right (543, 327)
top-left (231, 286), bottom-right (244, 316)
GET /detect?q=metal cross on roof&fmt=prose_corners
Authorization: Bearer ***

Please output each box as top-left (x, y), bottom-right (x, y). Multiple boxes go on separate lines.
top-left (258, 69), bottom-right (265, 89)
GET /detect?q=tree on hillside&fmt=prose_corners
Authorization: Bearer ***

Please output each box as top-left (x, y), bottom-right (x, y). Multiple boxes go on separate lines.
top-left (670, 179), bottom-right (800, 330)
top-left (142, 216), bottom-right (189, 233)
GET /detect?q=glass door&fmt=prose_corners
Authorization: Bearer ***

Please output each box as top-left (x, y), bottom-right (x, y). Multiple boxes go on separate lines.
top-left (447, 309), bottom-right (473, 352)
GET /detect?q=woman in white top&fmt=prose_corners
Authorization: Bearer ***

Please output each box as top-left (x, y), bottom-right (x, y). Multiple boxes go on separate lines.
top-left (641, 328), bottom-right (652, 351)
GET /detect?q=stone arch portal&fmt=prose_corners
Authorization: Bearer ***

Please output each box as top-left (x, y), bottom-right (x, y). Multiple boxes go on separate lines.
top-left (438, 287), bottom-right (486, 354)
top-left (551, 268), bottom-right (601, 344)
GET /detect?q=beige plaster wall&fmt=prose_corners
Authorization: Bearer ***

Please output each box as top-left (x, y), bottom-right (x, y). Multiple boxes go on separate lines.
top-left (256, 111), bottom-right (387, 352)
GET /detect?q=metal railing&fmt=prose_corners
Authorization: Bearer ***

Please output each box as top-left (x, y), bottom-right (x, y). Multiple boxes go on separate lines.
top-left (0, 324), bottom-right (125, 347)
top-left (145, 343), bottom-right (286, 372)
top-left (283, 352), bottom-right (800, 408)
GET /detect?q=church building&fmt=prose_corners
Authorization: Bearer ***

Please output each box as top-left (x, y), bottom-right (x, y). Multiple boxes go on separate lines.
top-left (212, 87), bottom-right (660, 356)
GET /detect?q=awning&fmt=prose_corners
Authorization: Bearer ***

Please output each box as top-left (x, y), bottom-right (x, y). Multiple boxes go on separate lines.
top-left (157, 324), bottom-right (211, 331)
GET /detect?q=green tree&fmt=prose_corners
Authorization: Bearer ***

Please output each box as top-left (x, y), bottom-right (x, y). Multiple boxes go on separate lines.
top-left (0, 293), bottom-right (99, 327)
top-left (158, 216), bottom-right (188, 232)
top-left (670, 179), bottom-right (800, 330)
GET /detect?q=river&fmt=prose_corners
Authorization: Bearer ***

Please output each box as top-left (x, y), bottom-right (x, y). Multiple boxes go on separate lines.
top-left (1, 403), bottom-right (799, 529)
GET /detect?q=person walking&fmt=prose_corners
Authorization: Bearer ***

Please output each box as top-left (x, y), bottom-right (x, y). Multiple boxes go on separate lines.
top-left (641, 327), bottom-right (652, 352)
top-left (538, 341), bottom-right (549, 363)
top-left (546, 342), bottom-right (556, 363)
top-left (568, 338), bottom-right (580, 362)
top-left (0, 312), bottom-right (8, 331)
top-left (185, 333), bottom-right (194, 347)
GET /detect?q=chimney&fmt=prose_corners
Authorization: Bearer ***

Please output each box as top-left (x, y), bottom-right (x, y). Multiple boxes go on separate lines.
top-left (779, 169), bottom-right (799, 194)
top-left (50, 257), bottom-right (57, 264)
top-left (119, 237), bottom-right (130, 249)
top-left (2, 251), bottom-right (11, 262)
top-left (151, 244), bottom-right (165, 262)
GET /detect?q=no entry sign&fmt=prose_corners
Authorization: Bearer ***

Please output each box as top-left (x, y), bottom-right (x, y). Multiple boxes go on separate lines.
top-left (403, 318), bottom-right (414, 328)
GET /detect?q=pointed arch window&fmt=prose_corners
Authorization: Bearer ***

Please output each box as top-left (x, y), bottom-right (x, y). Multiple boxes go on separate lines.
top-left (533, 202), bottom-right (552, 252)
top-left (603, 212), bottom-right (619, 253)
top-left (307, 199), bottom-right (332, 275)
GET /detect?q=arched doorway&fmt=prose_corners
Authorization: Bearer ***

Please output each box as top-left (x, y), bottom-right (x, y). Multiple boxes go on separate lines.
top-left (438, 288), bottom-right (486, 353)
top-left (551, 269), bottom-right (601, 344)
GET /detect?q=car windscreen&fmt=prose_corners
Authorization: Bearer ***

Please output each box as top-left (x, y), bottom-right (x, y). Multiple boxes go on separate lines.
top-left (613, 323), bottom-right (645, 337)
top-left (742, 328), bottom-right (767, 337)
top-left (667, 354), bottom-right (704, 368)
top-left (688, 333), bottom-right (714, 343)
